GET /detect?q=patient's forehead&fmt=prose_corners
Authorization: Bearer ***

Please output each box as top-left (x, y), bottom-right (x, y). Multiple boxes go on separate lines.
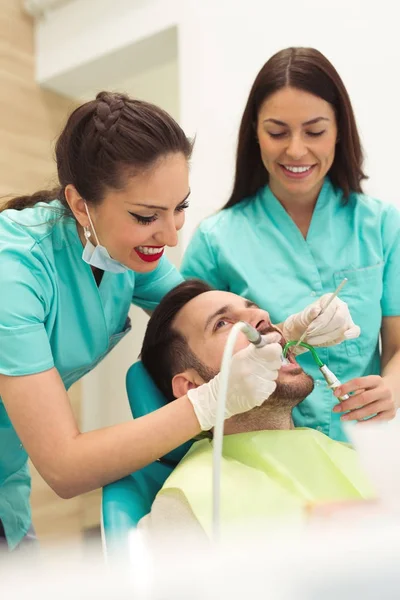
top-left (173, 290), bottom-right (243, 336)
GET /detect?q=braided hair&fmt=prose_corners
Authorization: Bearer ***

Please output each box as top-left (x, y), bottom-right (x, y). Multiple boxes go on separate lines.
top-left (2, 91), bottom-right (193, 212)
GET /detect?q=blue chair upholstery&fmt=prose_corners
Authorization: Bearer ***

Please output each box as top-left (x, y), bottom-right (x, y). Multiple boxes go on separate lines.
top-left (102, 361), bottom-right (193, 551)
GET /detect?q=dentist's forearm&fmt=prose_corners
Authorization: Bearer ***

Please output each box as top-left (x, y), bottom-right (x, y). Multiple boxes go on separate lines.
top-left (58, 395), bottom-right (200, 497)
top-left (0, 368), bottom-right (200, 500)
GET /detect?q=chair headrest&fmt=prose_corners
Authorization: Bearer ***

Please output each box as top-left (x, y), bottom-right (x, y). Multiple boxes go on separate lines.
top-left (126, 361), bottom-right (192, 463)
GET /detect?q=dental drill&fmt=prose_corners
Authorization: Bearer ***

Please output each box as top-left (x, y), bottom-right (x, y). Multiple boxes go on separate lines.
top-left (239, 322), bottom-right (271, 347)
top-left (240, 322), bottom-right (290, 364)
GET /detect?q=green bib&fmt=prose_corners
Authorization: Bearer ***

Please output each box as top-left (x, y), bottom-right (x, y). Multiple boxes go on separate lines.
top-left (160, 428), bottom-right (374, 537)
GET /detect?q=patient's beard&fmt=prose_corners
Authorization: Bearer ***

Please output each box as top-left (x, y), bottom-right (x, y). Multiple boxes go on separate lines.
top-left (256, 323), bottom-right (315, 410)
top-left (270, 371), bottom-right (315, 408)
top-left (190, 357), bottom-right (218, 385)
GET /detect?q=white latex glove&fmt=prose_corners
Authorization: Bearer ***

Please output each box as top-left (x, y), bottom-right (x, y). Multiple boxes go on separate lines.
top-left (282, 294), bottom-right (360, 354)
top-left (187, 332), bottom-right (282, 431)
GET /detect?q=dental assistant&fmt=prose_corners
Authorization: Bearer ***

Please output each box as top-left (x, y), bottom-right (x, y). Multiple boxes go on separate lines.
top-left (0, 92), bottom-right (290, 550)
top-left (182, 47), bottom-right (400, 440)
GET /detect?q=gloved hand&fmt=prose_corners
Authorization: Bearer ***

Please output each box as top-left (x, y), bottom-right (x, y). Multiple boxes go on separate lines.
top-left (187, 332), bottom-right (282, 430)
top-left (282, 294), bottom-right (360, 354)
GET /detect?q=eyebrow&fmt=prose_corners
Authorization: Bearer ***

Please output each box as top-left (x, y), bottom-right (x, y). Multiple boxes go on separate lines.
top-left (129, 190), bottom-right (191, 211)
top-left (262, 117), bottom-right (330, 126)
top-left (204, 300), bottom-right (259, 332)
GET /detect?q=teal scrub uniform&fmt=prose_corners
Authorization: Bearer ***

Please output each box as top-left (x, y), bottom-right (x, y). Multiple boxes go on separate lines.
top-left (0, 201), bottom-right (183, 550)
top-left (181, 178), bottom-right (400, 442)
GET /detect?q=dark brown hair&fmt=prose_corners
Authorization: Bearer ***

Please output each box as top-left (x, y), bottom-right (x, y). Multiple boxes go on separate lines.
top-left (1, 91), bottom-right (193, 213)
top-left (224, 47), bottom-right (367, 209)
top-left (141, 279), bottom-right (214, 402)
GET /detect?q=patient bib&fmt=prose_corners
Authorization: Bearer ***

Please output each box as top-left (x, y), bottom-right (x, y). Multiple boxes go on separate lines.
top-left (159, 428), bottom-right (374, 537)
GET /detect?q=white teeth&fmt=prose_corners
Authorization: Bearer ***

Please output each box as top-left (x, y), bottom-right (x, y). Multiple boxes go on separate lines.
top-left (284, 165), bottom-right (312, 173)
top-left (137, 246), bottom-right (164, 255)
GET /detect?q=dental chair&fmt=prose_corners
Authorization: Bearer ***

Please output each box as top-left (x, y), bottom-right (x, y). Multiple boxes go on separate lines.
top-left (101, 361), bottom-right (193, 555)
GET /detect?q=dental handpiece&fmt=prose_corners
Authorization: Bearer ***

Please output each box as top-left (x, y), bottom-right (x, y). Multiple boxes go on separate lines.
top-left (240, 322), bottom-right (290, 364)
top-left (240, 322), bottom-right (266, 347)
top-left (319, 365), bottom-right (350, 402)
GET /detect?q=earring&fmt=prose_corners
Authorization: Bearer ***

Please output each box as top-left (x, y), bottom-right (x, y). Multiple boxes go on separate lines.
top-left (84, 226), bottom-right (91, 240)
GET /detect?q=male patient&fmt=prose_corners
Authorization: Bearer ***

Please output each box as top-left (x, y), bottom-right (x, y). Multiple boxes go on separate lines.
top-left (138, 280), bottom-right (374, 538)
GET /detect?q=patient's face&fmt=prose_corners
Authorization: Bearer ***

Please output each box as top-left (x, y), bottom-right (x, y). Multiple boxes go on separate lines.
top-left (173, 290), bottom-right (313, 398)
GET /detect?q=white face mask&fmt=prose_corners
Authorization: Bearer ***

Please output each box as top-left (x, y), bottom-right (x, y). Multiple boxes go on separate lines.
top-left (81, 203), bottom-right (127, 274)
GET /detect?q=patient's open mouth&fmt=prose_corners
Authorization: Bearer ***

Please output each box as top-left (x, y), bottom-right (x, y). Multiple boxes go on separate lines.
top-left (279, 337), bottom-right (297, 365)
top-left (259, 324), bottom-right (297, 365)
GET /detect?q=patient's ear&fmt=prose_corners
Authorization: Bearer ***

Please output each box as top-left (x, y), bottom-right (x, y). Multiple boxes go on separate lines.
top-left (172, 369), bottom-right (205, 399)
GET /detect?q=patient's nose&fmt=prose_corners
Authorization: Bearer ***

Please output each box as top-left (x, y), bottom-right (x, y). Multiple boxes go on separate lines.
top-left (255, 318), bottom-right (270, 332)
top-left (240, 307), bottom-right (272, 332)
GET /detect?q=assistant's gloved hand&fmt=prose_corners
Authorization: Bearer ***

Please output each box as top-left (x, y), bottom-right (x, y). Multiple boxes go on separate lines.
top-left (282, 294), bottom-right (360, 354)
top-left (187, 332), bottom-right (282, 431)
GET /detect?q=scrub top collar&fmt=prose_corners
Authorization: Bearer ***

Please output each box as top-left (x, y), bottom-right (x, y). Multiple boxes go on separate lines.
top-left (260, 177), bottom-right (340, 241)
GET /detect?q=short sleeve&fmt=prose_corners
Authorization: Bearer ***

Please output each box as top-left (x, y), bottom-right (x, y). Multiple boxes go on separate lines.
top-left (132, 254), bottom-right (183, 311)
top-left (181, 224), bottom-right (228, 290)
top-left (0, 252), bottom-right (54, 376)
top-left (381, 204), bottom-right (400, 316)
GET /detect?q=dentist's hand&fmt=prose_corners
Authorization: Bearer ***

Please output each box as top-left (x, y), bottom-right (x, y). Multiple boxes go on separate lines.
top-left (283, 294), bottom-right (360, 354)
top-left (333, 375), bottom-right (397, 422)
top-left (187, 333), bottom-right (282, 431)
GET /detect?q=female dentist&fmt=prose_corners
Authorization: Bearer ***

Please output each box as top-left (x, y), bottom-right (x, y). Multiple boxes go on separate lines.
top-left (0, 91), bottom-right (293, 550)
top-left (182, 47), bottom-right (400, 439)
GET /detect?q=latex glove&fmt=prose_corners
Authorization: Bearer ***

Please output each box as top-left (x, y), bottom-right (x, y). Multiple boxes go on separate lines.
top-left (282, 294), bottom-right (360, 354)
top-left (187, 332), bottom-right (282, 430)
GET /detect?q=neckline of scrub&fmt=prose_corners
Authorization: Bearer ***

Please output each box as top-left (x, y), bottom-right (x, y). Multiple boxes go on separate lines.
top-left (260, 178), bottom-right (340, 244)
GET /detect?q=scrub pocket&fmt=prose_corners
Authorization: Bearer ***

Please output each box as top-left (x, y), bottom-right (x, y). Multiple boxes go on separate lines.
top-left (334, 262), bottom-right (384, 357)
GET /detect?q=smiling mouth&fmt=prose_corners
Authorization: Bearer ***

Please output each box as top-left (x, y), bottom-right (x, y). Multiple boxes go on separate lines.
top-left (136, 245), bottom-right (164, 255)
top-left (134, 245), bottom-right (165, 263)
top-left (278, 164), bottom-right (317, 179)
top-left (280, 164), bottom-right (314, 172)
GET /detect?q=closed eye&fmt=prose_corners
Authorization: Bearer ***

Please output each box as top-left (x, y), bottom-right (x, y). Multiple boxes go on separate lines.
top-left (129, 212), bottom-right (157, 225)
top-left (268, 130), bottom-right (326, 139)
top-left (176, 200), bottom-right (189, 212)
top-left (268, 132), bottom-right (286, 139)
top-left (129, 200), bottom-right (189, 226)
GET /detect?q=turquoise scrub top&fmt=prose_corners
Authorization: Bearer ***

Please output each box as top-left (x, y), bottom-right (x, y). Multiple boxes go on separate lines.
top-left (181, 179), bottom-right (400, 442)
top-left (0, 201), bottom-right (183, 550)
